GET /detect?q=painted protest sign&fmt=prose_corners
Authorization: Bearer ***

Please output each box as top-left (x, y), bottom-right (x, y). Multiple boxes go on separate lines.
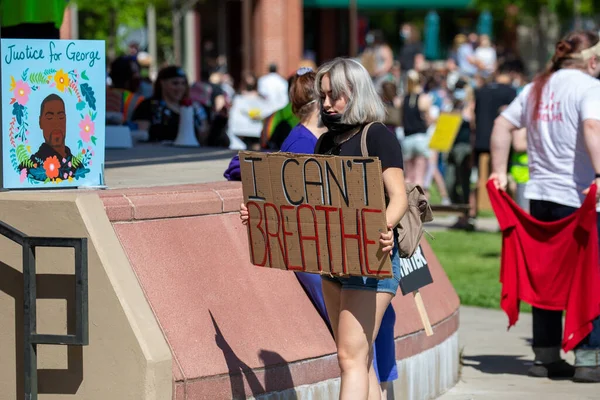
top-left (1, 39), bottom-right (105, 189)
top-left (428, 112), bottom-right (462, 153)
top-left (398, 245), bottom-right (434, 295)
top-left (239, 151), bottom-right (392, 278)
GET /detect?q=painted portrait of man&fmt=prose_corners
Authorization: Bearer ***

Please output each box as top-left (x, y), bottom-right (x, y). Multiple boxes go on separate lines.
top-left (20, 93), bottom-right (86, 182)
top-left (32, 94), bottom-right (72, 161)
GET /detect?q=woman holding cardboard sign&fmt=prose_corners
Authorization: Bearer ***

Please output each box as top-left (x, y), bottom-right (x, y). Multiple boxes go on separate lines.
top-left (240, 66), bottom-right (403, 395)
top-left (314, 58), bottom-right (408, 400)
top-left (241, 59), bottom-right (407, 398)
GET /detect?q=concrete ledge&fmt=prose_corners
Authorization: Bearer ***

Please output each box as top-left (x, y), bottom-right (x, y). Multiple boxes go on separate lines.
top-left (99, 182), bottom-right (243, 222)
top-left (174, 311), bottom-right (458, 399)
top-left (0, 192), bottom-right (172, 400)
top-left (251, 329), bottom-right (460, 400)
top-left (104, 182), bottom-right (460, 399)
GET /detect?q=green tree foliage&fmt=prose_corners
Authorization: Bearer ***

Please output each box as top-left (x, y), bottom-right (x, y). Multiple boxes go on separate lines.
top-left (474, 0), bottom-right (600, 23)
top-left (74, 0), bottom-right (174, 63)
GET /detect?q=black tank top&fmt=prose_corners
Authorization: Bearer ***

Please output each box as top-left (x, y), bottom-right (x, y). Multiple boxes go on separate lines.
top-left (402, 93), bottom-right (427, 136)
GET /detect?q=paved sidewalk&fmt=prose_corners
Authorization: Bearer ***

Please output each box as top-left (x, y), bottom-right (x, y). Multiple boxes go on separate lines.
top-left (426, 216), bottom-right (499, 233)
top-left (438, 307), bottom-right (599, 400)
top-left (104, 145), bottom-right (236, 188)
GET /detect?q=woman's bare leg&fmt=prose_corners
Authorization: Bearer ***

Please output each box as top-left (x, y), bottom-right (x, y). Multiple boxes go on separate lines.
top-left (337, 290), bottom-right (394, 400)
top-left (413, 155), bottom-right (428, 187)
top-left (404, 158), bottom-right (415, 183)
top-left (430, 150), bottom-right (450, 202)
top-left (380, 381), bottom-right (390, 399)
top-left (368, 359), bottom-right (382, 400)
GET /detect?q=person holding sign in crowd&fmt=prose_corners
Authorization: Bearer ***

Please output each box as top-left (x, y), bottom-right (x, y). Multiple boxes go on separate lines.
top-left (489, 30), bottom-right (600, 382)
top-left (241, 65), bottom-right (401, 393)
top-left (314, 58), bottom-right (407, 399)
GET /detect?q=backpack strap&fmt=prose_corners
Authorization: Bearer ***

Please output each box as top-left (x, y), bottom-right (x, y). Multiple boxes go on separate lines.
top-left (360, 122), bottom-right (376, 157)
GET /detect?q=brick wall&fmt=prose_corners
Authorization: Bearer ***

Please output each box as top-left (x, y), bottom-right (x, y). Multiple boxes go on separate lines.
top-left (253, 0), bottom-right (302, 78)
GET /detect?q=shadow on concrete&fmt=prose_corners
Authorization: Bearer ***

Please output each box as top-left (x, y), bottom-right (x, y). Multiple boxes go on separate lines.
top-left (522, 337), bottom-right (534, 346)
top-left (37, 274), bottom-right (84, 394)
top-left (105, 145), bottom-right (236, 169)
top-left (210, 311), bottom-right (297, 399)
top-left (258, 350), bottom-right (298, 399)
top-left (0, 262), bottom-right (84, 398)
top-left (461, 355), bottom-right (530, 376)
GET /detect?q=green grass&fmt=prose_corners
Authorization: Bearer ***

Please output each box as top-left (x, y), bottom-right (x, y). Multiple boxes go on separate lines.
top-left (426, 231), bottom-right (531, 312)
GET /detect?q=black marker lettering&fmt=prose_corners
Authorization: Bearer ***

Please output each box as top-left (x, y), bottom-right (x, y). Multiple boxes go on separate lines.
top-left (353, 159), bottom-right (375, 206)
top-left (303, 158), bottom-right (325, 205)
top-left (282, 158), bottom-right (304, 205)
top-left (244, 157), bottom-right (266, 201)
top-left (325, 160), bottom-right (349, 207)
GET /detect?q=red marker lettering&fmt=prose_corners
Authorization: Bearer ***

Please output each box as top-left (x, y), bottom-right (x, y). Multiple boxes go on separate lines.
top-left (361, 208), bottom-right (391, 275)
top-left (316, 205), bottom-right (338, 274)
top-left (297, 204), bottom-right (322, 272)
top-left (264, 202), bottom-right (285, 268)
top-left (339, 208), bottom-right (364, 274)
top-left (247, 201), bottom-right (267, 267)
top-left (280, 205), bottom-right (303, 271)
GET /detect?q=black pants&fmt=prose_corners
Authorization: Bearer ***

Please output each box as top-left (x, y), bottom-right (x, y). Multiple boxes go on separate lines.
top-left (1, 23), bottom-right (60, 39)
top-left (530, 199), bottom-right (599, 349)
top-left (446, 143), bottom-right (471, 204)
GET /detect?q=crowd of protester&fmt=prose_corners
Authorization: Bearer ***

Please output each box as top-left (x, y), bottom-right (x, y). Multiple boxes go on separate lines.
top-left (106, 29), bottom-right (527, 231)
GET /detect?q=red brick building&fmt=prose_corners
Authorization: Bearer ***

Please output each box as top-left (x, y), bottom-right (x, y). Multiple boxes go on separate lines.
top-left (198, 0), bottom-right (303, 86)
top-left (199, 0), bottom-right (474, 85)
top-left (61, 0), bottom-right (478, 85)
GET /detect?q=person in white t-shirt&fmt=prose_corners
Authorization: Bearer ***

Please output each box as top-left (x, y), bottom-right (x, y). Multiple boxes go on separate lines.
top-left (474, 34), bottom-right (497, 77)
top-left (489, 30), bottom-right (600, 383)
top-left (257, 63), bottom-right (290, 112)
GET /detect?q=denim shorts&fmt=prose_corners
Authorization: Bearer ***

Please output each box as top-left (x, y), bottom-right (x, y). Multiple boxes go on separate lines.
top-left (402, 133), bottom-right (430, 159)
top-left (321, 237), bottom-right (401, 296)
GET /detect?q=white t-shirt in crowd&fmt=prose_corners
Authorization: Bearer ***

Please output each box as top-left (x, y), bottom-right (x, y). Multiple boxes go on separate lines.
top-left (227, 93), bottom-right (271, 138)
top-left (257, 72), bottom-right (289, 111)
top-left (501, 69), bottom-right (600, 210)
top-left (475, 47), bottom-right (497, 73)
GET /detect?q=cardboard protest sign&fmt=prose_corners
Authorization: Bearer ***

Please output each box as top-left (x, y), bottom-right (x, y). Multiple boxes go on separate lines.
top-left (1, 39), bottom-right (105, 189)
top-left (398, 245), bottom-right (434, 295)
top-left (239, 151), bottom-right (393, 278)
top-left (428, 112), bottom-right (462, 153)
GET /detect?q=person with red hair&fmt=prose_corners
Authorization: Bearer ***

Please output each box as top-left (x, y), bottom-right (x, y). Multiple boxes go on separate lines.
top-left (490, 30), bottom-right (600, 382)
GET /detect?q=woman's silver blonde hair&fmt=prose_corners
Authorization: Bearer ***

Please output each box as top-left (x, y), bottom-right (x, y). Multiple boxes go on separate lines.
top-left (315, 57), bottom-right (386, 124)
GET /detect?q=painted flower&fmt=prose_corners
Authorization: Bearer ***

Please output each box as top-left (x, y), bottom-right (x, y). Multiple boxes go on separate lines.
top-left (78, 115), bottom-right (95, 142)
top-left (54, 69), bottom-right (70, 92)
top-left (13, 80), bottom-right (31, 105)
top-left (43, 156), bottom-right (60, 179)
top-left (20, 168), bottom-right (27, 183)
